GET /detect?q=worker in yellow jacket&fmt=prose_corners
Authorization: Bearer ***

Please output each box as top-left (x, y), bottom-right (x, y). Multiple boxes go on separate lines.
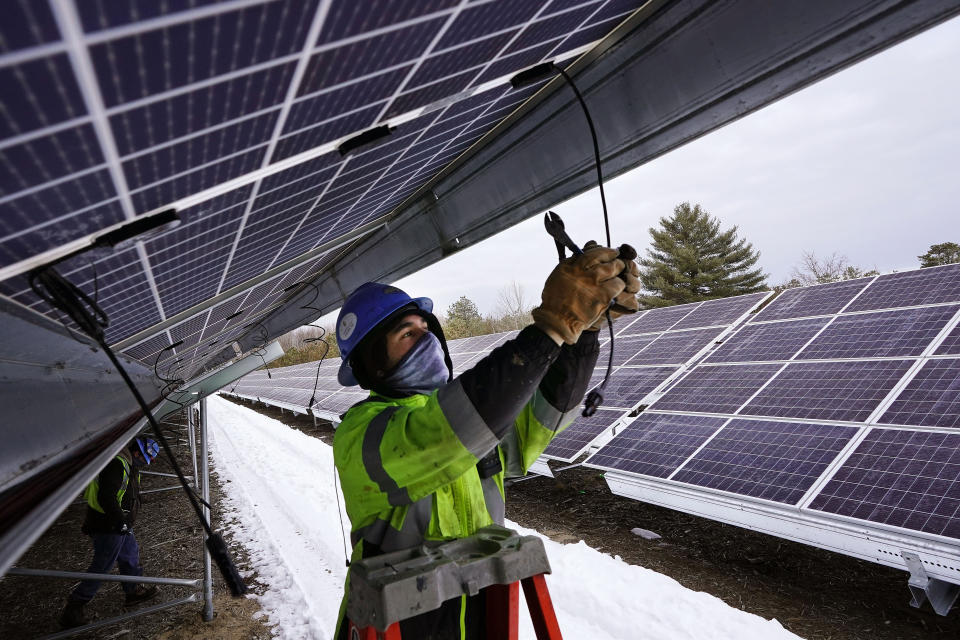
top-left (333, 242), bottom-right (639, 639)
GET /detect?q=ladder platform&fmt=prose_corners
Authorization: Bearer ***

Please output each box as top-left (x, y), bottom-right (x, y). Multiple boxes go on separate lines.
top-left (347, 525), bottom-right (552, 631)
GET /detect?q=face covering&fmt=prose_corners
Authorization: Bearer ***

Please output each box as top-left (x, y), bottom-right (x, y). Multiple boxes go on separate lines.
top-left (380, 331), bottom-right (450, 396)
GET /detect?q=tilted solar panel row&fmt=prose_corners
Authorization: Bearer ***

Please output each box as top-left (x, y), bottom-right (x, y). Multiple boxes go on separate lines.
top-left (585, 263), bottom-right (960, 562)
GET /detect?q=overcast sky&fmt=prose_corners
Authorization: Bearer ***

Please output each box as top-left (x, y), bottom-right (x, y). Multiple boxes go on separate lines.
top-left (382, 16), bottom-right (960, 320)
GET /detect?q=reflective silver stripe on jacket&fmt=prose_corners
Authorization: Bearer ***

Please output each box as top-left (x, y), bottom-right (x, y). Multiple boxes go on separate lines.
top-left (480, 475), bottom-right (505, 525)
top-left (530, 389), bottom-right (578, 434)
top-left (350, 496), bottom-right (433, 552)
top-left (361, 406), bottom-right (411, 506)
top-left (499, 429), bottom-right (526, 478)
top-left (437, 379), bottom-right (499, 458)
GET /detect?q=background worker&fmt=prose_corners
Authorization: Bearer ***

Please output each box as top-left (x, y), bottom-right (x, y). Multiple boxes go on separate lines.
top-left (59, 437), bottom-right (161, 628)
top-left (333, 242), bottom-right (640, 638)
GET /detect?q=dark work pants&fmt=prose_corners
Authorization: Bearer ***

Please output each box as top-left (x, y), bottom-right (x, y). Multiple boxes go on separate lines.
top-left (70, 532), bottom-right (143, 602)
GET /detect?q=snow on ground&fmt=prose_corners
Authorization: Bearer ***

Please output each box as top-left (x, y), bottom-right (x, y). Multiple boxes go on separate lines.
top-left (207, 395), bottom-right (802, 640)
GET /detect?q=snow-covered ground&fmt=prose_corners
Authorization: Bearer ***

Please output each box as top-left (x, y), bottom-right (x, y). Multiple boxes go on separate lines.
top-left (207, 395), bottom-right (802, 640)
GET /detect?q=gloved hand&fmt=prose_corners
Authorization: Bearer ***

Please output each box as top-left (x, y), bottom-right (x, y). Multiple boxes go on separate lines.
top-left (532, 242), bottom-right (627, 345)
top-left (586, 241), bottom-right (640, 330)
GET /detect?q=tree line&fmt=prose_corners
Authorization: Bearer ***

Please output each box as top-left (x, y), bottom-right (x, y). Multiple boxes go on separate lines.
top-left (269, 202), bottom-right (957, 367)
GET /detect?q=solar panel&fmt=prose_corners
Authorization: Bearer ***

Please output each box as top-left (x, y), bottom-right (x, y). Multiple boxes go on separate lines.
top-left (935, 323), bottom-right (960, 356)
top-left (845, 263), bottom-right (960, 313)
top-left (878, 358), bottom-right (960, 428)
top-left (670, 292), bottom-right (770, 331)
top-left (601, 366), bottom-right (679, 408)
top-left (624, 327), bottom-right (724, 365)
top-left (750, 278), bottom-right (870, 323)
top-left (809, 428), bottom-right (960, 539)
top-left (705, 317), bottom-right (829, 363)
top-left (651, 363), bottom-right (783, 414)
top-left (542, 408), bottom-right (625, 462)
top-left (618, 303), bottom-right (695, 335)
top-left (671, 418), bottom-right (858, 505)
top-left (586, 413), bottom-right (728, 478)
top-left (797, 305), bottom-right (959, 360)
top-left (740, 360), bottom-right (915, 423)
top-left (1, 0), bottom-right (637, 377)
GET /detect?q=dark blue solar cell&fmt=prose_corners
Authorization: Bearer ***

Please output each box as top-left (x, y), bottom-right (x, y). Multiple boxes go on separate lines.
top-left (318, 0), bottom-right (458, 43)
top-left (473, 38), bottom-right (562, 85)
top-left (169, 314), bottom-right (208, 347)
top-left (846, 264), bottom-right (960, 313)
top-left (554, 13), bottom-right (620, 51)
top-left (543, 408), bottom-right (624, 461)
top-left (0, 168), bottom-right (117, 233)
top-left (937, 323), bottom-right (960, 356)
top-left (0, 198), bottom-right (125, 270)
top-left (587, 413), bottom-right (727, 477)
top-left (90, 1), bottom-right (318, 107)
top-left (284, 68), bottom-right (411, 133)
top-left (130, 146), bottom-right (265, 213)
top-left (76, 0), bottom-right (227, 31)
top-left (259, 153), bottom-right (340, 193)
top-left (1, 0), bottom-right (59, 51)
top-left (437, 0), bottom-right (541, 49)
top-left (652, 364), bottom-right (782, 414)
top-left (626, 327), bottom-right (724, 366)
top-left (671, 292), bottom-right (769, 331)
top-left (589, 0), bottom-right (641, 23)
top-left (619, 304), bottom-right (696, 335)
top-left (673, 419), bottom-right (857, 505)
top-left (300, 19), bottom-right (442, 96)
top-left (0, 56), bottom-right (86, 138)
top-left (384, 70), bottom-right (477, 119)
top-left (505, 5), bottom-right (595, 54)
top-left (275, 108), bottom-right (383, 161)
top-left (121, 113), bottom-right (278, 190)
top-left (122, 333), bottom-right (175, 365)
top-left (602, 366), bottom-right (677, 408)
top-left (110, 62), bottom-right (296, 154)
top-left (751, 279), bottom-right (870, 323)
top-left (597, 334), bottom-right (656, 367)
top-left (809, 428), bottom-right (960, 539)
top-left (879, 359), bottom-right (960, 428)
top-left (741, 360), bottom-right (914, 423)
top-left (1, 126), bottom-right (105, 196)
top-left (409, 32), bottom-right (514, 89)
top-left (706, 317), bottom-right (829, 363)
top-left (798, 305), bottom-right (959, 360)
top-left (149, 204), bottom-right (245, 317)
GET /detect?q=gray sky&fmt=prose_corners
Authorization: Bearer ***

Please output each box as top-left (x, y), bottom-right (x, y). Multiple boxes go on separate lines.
top-left (386, 16), bottom-right (960, 319)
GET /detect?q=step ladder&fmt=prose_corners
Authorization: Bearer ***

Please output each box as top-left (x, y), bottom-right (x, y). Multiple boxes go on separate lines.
top-left (346, 525), bottom-right (563, 639)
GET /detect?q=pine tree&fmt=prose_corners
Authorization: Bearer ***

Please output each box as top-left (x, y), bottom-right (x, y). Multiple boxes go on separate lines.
top-left (444, 296), bottom-right (485, 339)
top-left (638, 202), bottom-right (767, 307)
top-left (918, 242), bottom-right (960, 268)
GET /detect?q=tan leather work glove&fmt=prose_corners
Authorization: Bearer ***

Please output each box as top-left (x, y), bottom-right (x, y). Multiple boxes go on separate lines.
top-left (532, 243), bottom-right (627, 345)
top-left (586, 241), bottom-right (640, 331)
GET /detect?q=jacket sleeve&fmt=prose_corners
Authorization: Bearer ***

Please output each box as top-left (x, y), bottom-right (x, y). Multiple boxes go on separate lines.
top-left (502, 330), bottom-right (600, 476)
top-left (334, 326), bottom-right (560, 514)
top-left (97, 459), bottom-right (127, 528)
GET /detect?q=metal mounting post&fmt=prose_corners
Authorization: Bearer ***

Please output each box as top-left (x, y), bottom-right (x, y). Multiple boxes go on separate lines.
top-left (200, 398), bottom-right (214, 621)
top-left (903, 551), bottom-right (960, 615)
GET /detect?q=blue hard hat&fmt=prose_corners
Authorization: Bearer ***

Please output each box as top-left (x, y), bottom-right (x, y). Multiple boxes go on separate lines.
top-left (136, 438), bottom-right (160, 464)
top-left (336, 282), bottom-right (433, 386)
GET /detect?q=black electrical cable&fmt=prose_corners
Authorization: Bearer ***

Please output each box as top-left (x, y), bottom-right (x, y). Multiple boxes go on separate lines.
top-left (28, 265), bottom-right (247, 596)
top-left (551, 65), bottom-right (622, 417)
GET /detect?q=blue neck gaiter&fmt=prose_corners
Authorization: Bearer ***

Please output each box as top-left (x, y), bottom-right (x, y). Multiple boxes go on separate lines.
top-left (381, 332), bottom-right (450, 396)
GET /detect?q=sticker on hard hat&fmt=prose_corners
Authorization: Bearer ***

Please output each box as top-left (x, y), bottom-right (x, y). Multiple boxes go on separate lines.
top-left (339, 312), bottom-right (358, 340)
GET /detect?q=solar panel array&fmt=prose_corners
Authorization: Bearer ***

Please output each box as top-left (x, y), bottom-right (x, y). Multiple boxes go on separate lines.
top-left (586, 263), bottom-right (960, 545)
top-left (541, 291), bottom-right (771, 462)
top-left (0, 0), bottom-right (643, 380)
